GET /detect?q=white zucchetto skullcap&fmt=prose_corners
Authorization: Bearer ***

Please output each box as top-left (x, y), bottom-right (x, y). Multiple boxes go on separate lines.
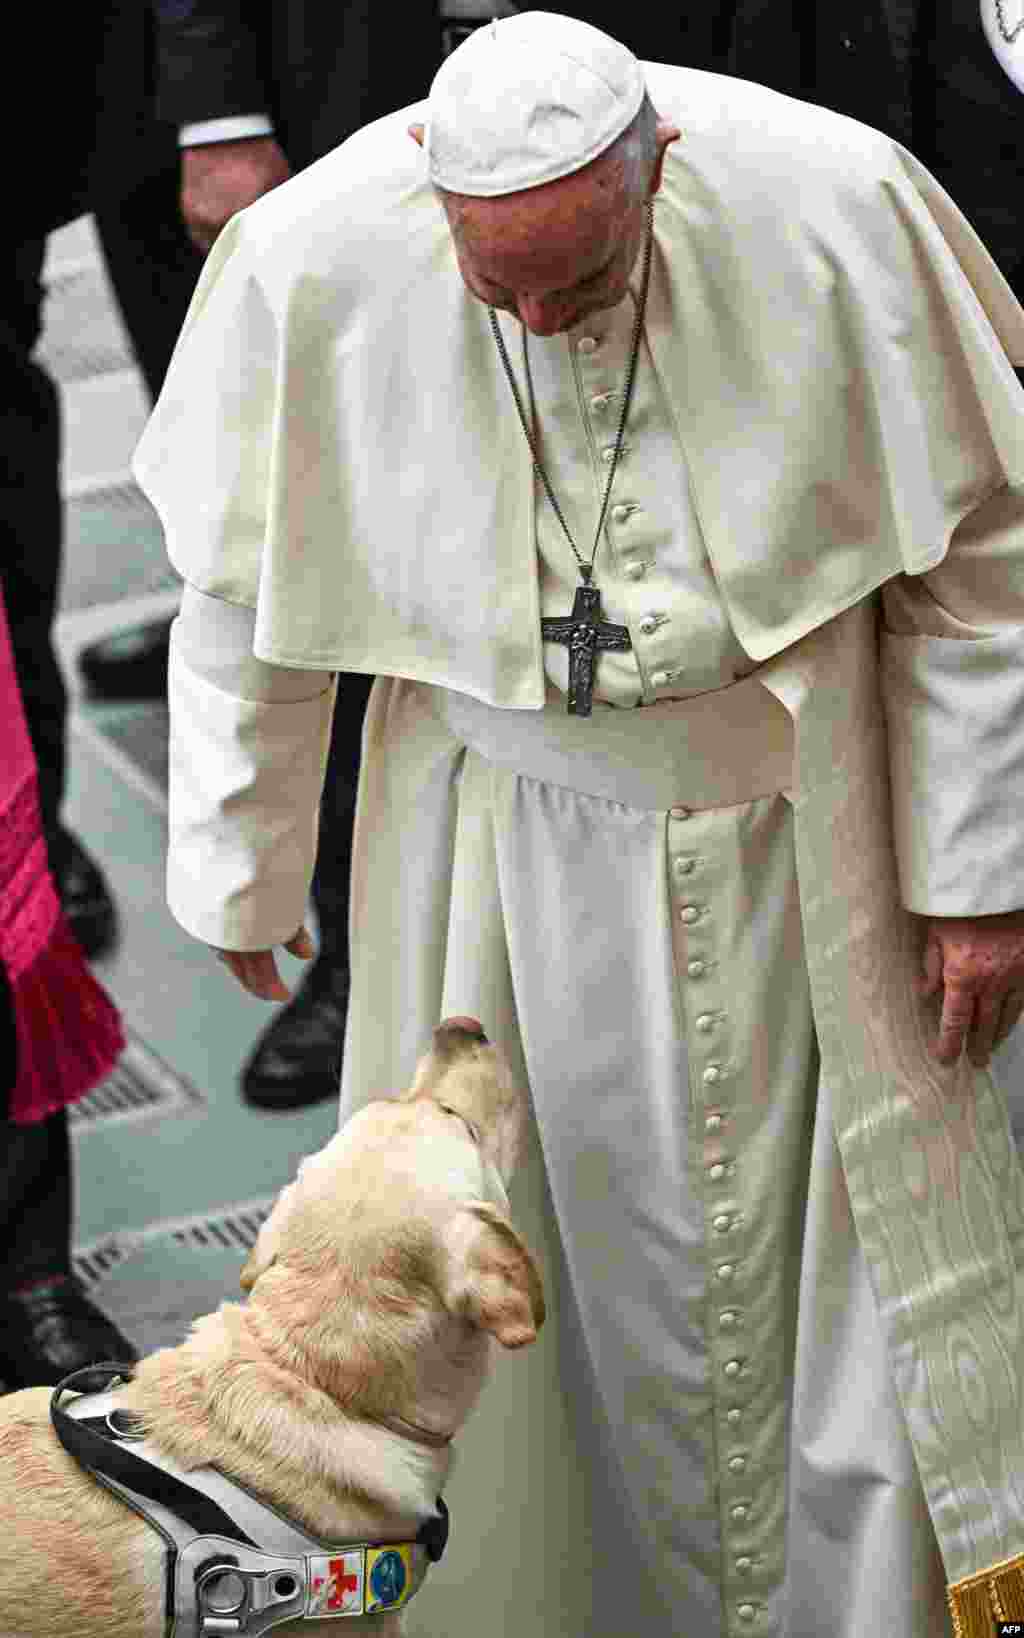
top-left (425, 11), bottom-right (646, 197)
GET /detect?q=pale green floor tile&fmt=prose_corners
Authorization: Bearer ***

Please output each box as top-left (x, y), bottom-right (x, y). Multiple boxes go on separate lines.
top-left (61, 707), bottom-right (338, 1342)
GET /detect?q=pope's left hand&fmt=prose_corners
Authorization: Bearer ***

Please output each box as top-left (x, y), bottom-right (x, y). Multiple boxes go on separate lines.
top-left (918, 910), bottom-right (1024, 1067)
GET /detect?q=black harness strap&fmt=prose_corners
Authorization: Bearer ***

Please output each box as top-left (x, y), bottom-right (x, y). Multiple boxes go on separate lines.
top-left (51, 1362), bottom-right (261, 1545)
top-left (50, 1360), bottom-right (452, 1632)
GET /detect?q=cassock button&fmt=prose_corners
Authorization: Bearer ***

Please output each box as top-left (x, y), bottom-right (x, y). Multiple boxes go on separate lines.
top-left (612, 503), bottom-right (634, 523)
top-left (716, 1262), bottom-right (735, 1280)
top-left (677, 859), bottom-right (697, 877)
top-left (726, 1408), bottom-right (743, 1426)
top-left (578, 336), bottom-right (599, 354)
top-left (713, 1214), bottom-right (732, 1233)
top-left (708, 1163), bottom-right (727, 1182)
top-left (670, 805), bottom-right (692, 819)
top-left (723, 1359), bottom-right (743, 1378)
top-left (705, 1112), bottom-right (723, 1132)
top-left (680, 906), bottom-right (701, 924)
top-left (688, 956), bottom-right (705, 973)
top-left (651, 669), bottom-right (671, 687)
top-left (638, 615), bottom-right (660, 635)
top-left (728, 1455), bottom-right (747, 1474)
top-left (703, 1065), bottom-right (723, 1084)
top-left (738, 1604), bottom-right (756, 1621)
top-left (736, 1557), bottom-right (753, 1575)
top-left (624, 561), bottom-right (646, 579)
top-left (719, 1310), bottom-right (739, 1329)
top-left (696, 1013), bottom-right (715, 1032)
top-left (730, 1503), bottom-right (749, 1522)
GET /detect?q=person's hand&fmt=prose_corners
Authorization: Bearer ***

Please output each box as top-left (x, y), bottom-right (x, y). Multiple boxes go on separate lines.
top-left (917, 910), bottom-right (1024, 1068)
top-left (181, 136), bottom-right (293, 254)
top-left (214, 925), bottom-right (316, 1001)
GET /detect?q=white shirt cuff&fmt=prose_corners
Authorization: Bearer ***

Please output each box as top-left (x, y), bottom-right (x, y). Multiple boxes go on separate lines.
top-left (178, 115), bottom-right (274, 148)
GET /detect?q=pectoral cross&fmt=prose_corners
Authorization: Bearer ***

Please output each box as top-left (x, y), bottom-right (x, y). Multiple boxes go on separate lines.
top-left (541, 573), bottom-right (632, 717)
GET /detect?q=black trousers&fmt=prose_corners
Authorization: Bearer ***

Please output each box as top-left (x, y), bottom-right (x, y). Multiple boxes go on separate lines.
top-left (0, 234), bottom-right (75, 1293)
top-left (0, 154), bottom-right (372, 1293)
top-left (0, 963), bottom-right (72, 1292)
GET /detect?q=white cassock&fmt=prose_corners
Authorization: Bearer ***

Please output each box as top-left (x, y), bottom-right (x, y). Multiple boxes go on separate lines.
top-left (136, 65), bottom-right (1024, 1638)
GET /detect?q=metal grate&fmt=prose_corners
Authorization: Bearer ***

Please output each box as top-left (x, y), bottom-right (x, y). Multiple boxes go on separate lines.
top-left (72, 1196), bottom-right (276, 1293)
top-left (35, 257), bottom-right (137, 385)
top-left (68, 1028), bottom-right (204, 1131)
top-left (61, 473), bottom-right (181, 614)
top-left (65, 470), bottom-right (169, 520)
top-left (168, 1203), bottom-right (275, 1257)
top-left (85, 704), bottom-right (170, 798)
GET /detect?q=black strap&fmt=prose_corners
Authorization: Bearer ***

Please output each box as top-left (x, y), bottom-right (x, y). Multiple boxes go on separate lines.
top-left (51, 1362), bottom-right (263, 1546)
top-left (420, 1495), bottom-right (450, 1562)
top-left (50, 1361), bottom-right (451, 1557)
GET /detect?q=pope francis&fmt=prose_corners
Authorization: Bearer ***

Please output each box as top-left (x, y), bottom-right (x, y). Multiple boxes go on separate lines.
top-left (133, 12), bottom-right (1024, 1637)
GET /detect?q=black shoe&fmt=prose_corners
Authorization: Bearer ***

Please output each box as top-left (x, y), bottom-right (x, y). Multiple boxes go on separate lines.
top-left (48, 827), bottom-right (118, 961)
top-left (240, 955), bottom-right (350, 1110)
top-left (0, 1273), bottom-right (138, 1390)
top-left (77, 615), bottom-right (173, 702)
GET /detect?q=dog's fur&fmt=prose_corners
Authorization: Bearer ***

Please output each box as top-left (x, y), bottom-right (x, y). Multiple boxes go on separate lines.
top-left (0, 1020), bottom-right (543, 1638)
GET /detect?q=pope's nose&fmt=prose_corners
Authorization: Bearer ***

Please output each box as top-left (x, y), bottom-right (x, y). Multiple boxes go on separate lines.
top-left (438, 1015), bottom-right (488, 1042)
top-left (516, 297), bottom-right (577, 336)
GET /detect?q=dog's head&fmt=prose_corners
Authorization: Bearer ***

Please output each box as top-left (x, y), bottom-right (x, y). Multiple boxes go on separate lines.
top-left (236, 1020), bottom-right (543, 1425)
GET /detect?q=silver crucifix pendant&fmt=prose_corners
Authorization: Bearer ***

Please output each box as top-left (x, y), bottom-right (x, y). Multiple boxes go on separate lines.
top-left (541, 582), bottom-right (632, 716)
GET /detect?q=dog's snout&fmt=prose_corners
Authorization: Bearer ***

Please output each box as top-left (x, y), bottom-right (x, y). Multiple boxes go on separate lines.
top-left (437, 1015), bottom-right (488, 1044)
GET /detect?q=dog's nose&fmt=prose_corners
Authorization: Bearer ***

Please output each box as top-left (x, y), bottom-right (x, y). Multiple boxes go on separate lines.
top-left (438, 1015), bottom-right (488, 1043)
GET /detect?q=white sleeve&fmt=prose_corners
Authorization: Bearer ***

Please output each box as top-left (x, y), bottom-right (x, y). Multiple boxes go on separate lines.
top-left (167, 583), bottom-right (338, 950)
top-left (880, 482), bottom-right (1024, 915)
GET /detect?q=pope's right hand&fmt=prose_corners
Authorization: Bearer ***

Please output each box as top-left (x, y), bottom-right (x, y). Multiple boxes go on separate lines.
top-left (214, 925), bottom-right (316, 1001)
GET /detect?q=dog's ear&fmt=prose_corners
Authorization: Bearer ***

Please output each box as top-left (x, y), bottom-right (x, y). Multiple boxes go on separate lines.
top-left (440, 1201), bottom-right (545, 1348)
top-left (240, 1178), bottom-right (301, 1292)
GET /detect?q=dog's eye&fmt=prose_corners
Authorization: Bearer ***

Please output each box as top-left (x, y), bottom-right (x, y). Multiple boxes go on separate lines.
top-left (438, 1104), bottom-right (479, 1145)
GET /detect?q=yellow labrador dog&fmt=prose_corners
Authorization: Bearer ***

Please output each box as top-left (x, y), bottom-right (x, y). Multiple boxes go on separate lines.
top-left (0, 1018), bottom-right (543, 1638)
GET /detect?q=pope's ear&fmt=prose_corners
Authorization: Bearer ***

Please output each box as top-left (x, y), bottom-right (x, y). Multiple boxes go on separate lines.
top-left (408, 123), bottom-right (426, 149)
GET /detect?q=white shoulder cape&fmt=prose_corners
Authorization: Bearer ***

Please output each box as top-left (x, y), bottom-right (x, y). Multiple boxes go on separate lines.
top-left (133, 64), bottom-right (1024, 706)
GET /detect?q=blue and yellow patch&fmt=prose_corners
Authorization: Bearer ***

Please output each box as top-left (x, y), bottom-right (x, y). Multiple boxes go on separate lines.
top-left (366, 1544), bottom-right (414, 1612)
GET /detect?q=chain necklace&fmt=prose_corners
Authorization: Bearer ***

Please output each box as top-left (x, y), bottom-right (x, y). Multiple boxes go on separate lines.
top-left (994, 0), bottom-right (1024, 44)
top-left (488, 200), bottom-right (654, 716)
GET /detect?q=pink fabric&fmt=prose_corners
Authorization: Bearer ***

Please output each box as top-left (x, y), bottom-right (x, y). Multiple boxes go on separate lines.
top-left (0, 584), bottom-right (124, 1124)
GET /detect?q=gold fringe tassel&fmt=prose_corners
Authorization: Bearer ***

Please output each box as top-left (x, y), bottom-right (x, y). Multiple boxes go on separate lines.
top-left (948, 1552), bottom-right (1024, 1635)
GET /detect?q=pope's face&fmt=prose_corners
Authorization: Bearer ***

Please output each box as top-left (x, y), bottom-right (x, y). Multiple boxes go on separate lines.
top-left (411, 124), bottom-right (668, 337)
top-left (442, 174), bottom-right (652, 337)
top-left (408, 116), bottom-right (679, 336)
